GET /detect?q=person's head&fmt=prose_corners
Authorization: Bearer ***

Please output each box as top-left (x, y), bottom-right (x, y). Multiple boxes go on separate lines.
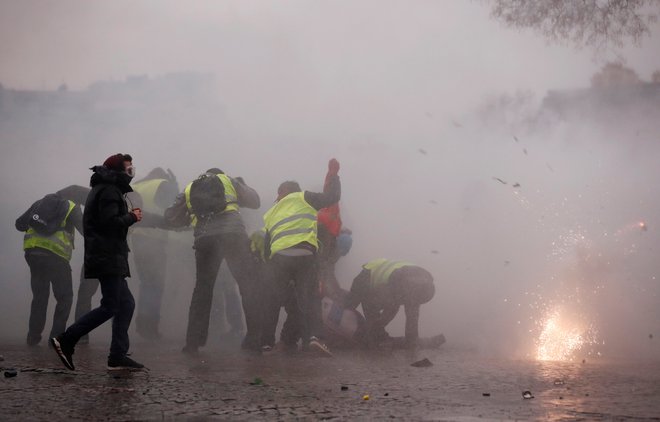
top-left (206, 168), bottom-right (224, 175)
top-left (103, 153), bottom-right (134, 178)
top-left (276, 180), bottom-right (301, 201)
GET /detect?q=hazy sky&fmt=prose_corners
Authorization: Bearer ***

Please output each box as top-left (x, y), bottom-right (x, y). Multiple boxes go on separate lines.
top-left (1, 0), bottom-right (659, 118)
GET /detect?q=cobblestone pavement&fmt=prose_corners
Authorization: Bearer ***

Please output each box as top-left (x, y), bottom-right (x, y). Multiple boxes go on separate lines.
top-left (1, 341), bottom-right (659, 420)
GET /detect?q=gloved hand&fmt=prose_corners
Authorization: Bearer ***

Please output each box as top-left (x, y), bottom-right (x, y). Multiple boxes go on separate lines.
top-left (328, 158), bottom-right (340, 176)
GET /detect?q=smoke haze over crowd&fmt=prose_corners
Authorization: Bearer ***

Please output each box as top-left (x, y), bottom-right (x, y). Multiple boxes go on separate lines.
top-left (1, 1), bottom-right (659, 361)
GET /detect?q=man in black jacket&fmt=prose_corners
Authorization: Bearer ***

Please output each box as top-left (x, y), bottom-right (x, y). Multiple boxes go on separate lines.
top-left (51, 154), bottom-right (144, 371)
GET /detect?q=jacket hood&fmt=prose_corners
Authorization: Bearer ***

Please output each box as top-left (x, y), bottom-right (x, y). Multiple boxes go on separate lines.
top-left (89, 166), bottom-right (134, 193)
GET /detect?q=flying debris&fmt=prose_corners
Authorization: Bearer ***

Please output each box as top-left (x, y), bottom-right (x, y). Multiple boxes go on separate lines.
top-left (429, 199), bottom-right (438, 205)
top-left (546, 162), bottom-right (554, 172)
top-left (431, 250), bottom-right (439, 254)
top-left (512, 183), bottom-right (521, 188)
top-left (504, 260), bottom-right (510, 266)
top-left (523, 148), bottom-right (528, 155)
top-left (639, 222), bottom-right (648, 232)
top-left (492, 177), bottom-right (507, 185)
top-left (522, 391), bottom-right (534, 399)
top-left (513, 135), bottom-right (519, 143)
top-left (425, 111), bottom-right (433, 118)
top-left (418, 148), bottom-right (427, 155)
top-left (451, 119), bottom-right (463, 128)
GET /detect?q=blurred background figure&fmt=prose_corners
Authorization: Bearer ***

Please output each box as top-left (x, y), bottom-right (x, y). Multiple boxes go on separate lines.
top-left (130, 167), bottom-right (179, 340)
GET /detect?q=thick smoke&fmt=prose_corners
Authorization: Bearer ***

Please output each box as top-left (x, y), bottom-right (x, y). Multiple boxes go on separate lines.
top-left (0, 2), bottom-right (658, 361)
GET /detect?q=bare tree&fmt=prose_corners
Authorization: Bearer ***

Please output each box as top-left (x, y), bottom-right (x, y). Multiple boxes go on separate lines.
top-left (590, 62), bottom-right (641, 87)
top-left (489, 0), bottom-right (659, 54)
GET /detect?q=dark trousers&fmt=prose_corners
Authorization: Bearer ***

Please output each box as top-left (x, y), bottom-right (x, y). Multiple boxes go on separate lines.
top-left (132, 234), bottom-right (168, 336)
top-left (262, 254), bottom-right (321, 346)
top-left (75, 272), bottom-right (99, 320)
top-left (63, 275), bottom-right (135, 359)
top-left (25, 252), bottom-right (73, 344)
top-left (186, 233), bottom-right (261, 349)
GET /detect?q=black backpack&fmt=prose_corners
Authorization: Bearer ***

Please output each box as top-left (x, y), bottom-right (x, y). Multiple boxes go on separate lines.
top-left (189, 174), bottom-right (227, 218)
top-left (28, 194), bottom-right (69, 236)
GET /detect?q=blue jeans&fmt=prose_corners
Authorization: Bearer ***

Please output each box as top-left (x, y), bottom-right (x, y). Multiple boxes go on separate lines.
top-left (64, 275), bottom-right (135, 359)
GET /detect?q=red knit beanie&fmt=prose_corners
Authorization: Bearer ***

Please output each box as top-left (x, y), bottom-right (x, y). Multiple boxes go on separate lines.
top-left (103, 153), bottom-right (127, 171)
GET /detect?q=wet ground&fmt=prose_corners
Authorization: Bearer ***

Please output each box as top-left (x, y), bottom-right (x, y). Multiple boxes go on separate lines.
top-left (1, 340), bottom-right (659, 421)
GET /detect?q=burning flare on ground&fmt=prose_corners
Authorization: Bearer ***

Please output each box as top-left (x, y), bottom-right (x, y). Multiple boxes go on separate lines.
top-left (535, 308), bottom-right (596, 361)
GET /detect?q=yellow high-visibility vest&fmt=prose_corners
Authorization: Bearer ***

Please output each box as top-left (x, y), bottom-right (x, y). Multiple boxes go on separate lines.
top-left (23, 200), bottom-right (76, 261)
top-left (263, 192), bottom-right (318, 257)
top-left (363, 258), bottom-right (415, 287)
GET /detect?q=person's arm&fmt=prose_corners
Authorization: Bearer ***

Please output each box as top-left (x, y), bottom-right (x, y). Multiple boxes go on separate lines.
top-left (304, 159), bottom-right (341, 210)
top-left (344, 269), bottom-right (369, 309)
top-left (403, 303), bottom-right (421, 348)
top-left (304, 175), bottom-right (341, 211)
top-left (232, 177), bottom-right (261, 209)
top-left (15, 204), bottom-right (36, 232)
top-left (163, 193), bottom-right (191, 228)
top-left (69, 204), bottom-right (84, 235)
top-left (97, 188), bottom-right (137, 229)
top-left (139, 211), bottom-right (165, 229)
top-left (373, 303), bottom-right (400, 331)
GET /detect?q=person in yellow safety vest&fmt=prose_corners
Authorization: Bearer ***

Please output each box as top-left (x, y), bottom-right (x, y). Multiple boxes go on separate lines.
top-left (345, 259), bottom-right (436, 350)
top-left (129, 168), bottom-right (179, 339)
top-left (74, 168), bottom-right (175, 342)
top-left (260, 158), bottom-right (341, 356)
top-left (15, 185), bottom-right (88, 346)
top-left (164, 168), bottom-right (261, 354)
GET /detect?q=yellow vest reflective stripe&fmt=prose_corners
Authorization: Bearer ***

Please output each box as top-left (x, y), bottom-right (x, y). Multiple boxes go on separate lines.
top-left (184, 174), bottom-right (239, 227)
top-left (23, 200), bottom-right (76, 261)
top-left (131, 178), bottom-right (167, 214)
top-left (263, 192), bottom-right (318, 257)
top-left (363, 259), bottom-right (415, 287)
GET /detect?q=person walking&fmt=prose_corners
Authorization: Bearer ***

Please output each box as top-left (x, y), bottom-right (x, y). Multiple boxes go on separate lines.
top-left (51, 154), bottom-right (145, 371)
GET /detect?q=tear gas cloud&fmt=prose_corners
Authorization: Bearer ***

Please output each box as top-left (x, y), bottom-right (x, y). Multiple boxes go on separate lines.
top-left (0, 1), bottom-right (659, 361)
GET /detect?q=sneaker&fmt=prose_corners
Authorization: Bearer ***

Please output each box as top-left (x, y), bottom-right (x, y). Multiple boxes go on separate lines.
top-left (50, 336), bottom-right (75, 370)
top-left (107, 355), bottom-right (145, 371)
top-left (307, 336), bottom-right (333, 358)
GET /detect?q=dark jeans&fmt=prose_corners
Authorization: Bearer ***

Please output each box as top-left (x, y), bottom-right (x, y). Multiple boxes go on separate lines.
top-left (63, 275), bottom-right (135, 359)
top-left (262, 254), bottom-right (321, 346)
top-left (25, 252), bottom-right (73, 344)
top-left (75, 273), bottom-right (99, 320)
top-left (186, 233), bottom-right (261, 349)
top-left (132, 233), bottom-right (168, 336)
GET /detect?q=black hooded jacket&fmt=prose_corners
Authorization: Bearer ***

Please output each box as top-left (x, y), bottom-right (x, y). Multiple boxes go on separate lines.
top-left (83, 166), bottom-right (137, 278)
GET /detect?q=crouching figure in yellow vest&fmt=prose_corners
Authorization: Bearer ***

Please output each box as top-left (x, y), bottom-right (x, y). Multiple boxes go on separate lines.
top-left (15, 186), bottom-right (88, 346)
top-left (345, 259), bottom-right (442, 350)
top-left (261, 158), bottom-right (341, 356)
